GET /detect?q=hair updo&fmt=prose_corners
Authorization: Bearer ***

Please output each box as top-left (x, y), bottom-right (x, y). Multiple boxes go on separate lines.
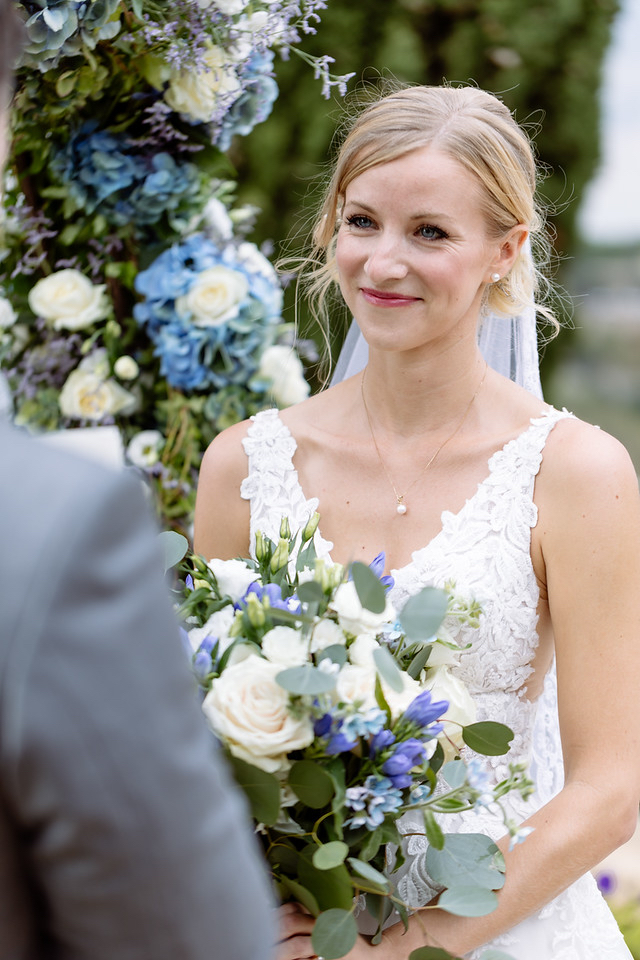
top-left (300, 84), bottom-right (555, 351)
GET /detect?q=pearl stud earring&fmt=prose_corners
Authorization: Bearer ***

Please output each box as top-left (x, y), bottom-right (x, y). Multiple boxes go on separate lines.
top-left (491, 273), bottom-right (501, 283)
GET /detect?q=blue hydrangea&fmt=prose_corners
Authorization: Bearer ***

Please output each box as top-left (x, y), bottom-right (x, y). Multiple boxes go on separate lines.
top-left (21, 0), bottom-right (122, 72)
top-left (216, 51), bottom-right (279, 151)
top-left (134, 233), bottom-right (283, 392)
top-left (52, 122), bottom-right (201, 227)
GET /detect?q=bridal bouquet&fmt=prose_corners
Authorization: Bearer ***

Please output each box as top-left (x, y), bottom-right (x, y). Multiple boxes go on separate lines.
top-left (175, 518), bottom-right (532, 960)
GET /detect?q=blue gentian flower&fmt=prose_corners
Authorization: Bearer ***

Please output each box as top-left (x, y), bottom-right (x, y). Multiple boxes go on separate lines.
top-left (402, 690), bottom-right (449, 730)
top-left (368, 551), bottom-right (395, 590)
top-left (382, 738), bottom-right (427, 789)
top-left (369, 728), bottom-right (396, 758)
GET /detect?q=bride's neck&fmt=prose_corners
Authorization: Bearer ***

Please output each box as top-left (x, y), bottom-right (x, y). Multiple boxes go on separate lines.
top-left (362, 346), bottom-right (487, 437)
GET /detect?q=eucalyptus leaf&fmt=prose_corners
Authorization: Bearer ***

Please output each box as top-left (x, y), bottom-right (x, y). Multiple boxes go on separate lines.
top-left (319, 643), bottom-right (348, 667)
top-left (462, 722), bottom-right (514, 756)
top-left (313, 841), bottom-right (349, 870)
top-left (158, 530), bottom-right (189, 573)
top-left (409, 948), bottom-right (462, 960)
top-left (227, 755), bottom-right (280, 826)
top-left (351, 560), bottom-right (386, 614)
top-left (276, 664), bottom-right (336, 695)
top-left (289, 760), bottom-right (335, 808)
top-left (311, 908), bottom-right (359, 960)
top-left (399, 587), bottom-right (449, 641)
top-left (438, 885), bottom-right (499, 917)
top-left (278, 876), bottom-right (320, 917)
top-left (423, 809), bottom-right (444, 850)
top-left (347, 857), bottom-right (390, 892)
top-left (373, 645), bottom-right (404, 693)
top-left (442, 760), bottom-right (467, 789)
top-left (298, 855), bottom-right (354, 911)
top-left (298, 580), bottom-right (325, 604)
top-left (426, 833), bottom-right (505, 891)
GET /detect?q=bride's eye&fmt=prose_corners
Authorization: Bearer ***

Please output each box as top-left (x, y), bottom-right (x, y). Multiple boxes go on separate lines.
top-left (417, 224), bottom-right (448, 240)
top-left (345, 214), bottom-right (374, 229)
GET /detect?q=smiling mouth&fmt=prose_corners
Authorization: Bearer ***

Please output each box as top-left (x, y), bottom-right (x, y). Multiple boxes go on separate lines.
top-left (360, 287), bottom-right (420, 306)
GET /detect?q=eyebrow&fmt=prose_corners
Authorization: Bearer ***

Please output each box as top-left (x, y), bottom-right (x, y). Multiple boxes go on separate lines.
top-left (344, 199), bottom-right (451, 222)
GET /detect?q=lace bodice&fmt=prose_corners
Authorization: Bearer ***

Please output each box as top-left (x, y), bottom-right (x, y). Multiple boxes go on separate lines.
top-left (240, 406), bottom-right (632, 960)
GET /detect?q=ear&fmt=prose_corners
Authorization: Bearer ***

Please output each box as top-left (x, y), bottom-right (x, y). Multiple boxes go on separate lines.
top-left (491, 224), bottom-right (529, 279)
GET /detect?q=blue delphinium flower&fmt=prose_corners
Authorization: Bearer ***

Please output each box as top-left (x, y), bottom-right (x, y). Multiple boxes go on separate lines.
top-left (345, 776), bottom-right (403, 830)
top-left (216, 51), bottom-right (279, 151)
top-left (381, 738), bottom-right (427, 789)
top-left (402, 690), bottom-right (449, 731)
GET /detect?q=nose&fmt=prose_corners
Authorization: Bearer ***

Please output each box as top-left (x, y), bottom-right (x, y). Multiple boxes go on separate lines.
top-left (363, 234), bottom-right (408, 284)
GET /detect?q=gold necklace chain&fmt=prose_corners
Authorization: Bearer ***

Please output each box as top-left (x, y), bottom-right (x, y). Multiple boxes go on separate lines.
top-left (361, 362), bottom-right (488, 516)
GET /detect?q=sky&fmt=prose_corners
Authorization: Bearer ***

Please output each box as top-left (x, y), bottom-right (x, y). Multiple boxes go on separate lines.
top-left (577, 0), bottom-right (640, 245)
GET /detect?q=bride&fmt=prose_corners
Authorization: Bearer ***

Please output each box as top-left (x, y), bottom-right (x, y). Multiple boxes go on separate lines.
top-left (193, 85), bottom-right (640, 959)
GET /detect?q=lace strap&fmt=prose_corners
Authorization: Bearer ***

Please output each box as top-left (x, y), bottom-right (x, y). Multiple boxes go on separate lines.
top-left (487, 407), bottom-right (575, 497)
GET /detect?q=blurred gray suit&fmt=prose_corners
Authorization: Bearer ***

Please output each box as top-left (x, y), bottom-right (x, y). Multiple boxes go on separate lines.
top-left (0, 421), bottom-right (276, 960)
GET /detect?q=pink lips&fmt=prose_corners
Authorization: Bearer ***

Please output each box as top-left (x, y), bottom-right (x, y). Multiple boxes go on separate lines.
top-left (360, 287), bottom-right (420, 307)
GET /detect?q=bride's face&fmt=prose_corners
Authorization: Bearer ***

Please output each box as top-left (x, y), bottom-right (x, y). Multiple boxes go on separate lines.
top-left (335, 146), bottom-right (505, 356)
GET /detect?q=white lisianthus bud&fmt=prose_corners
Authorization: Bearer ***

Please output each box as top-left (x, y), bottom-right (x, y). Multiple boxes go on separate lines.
top-left (114, 355), bottom-right (139, 380)
top-left (28, 269), bottom-right (110, 331)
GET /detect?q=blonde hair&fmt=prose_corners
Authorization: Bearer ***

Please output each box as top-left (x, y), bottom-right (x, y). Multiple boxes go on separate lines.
top-left (297, 83), bottom-right (556, 366)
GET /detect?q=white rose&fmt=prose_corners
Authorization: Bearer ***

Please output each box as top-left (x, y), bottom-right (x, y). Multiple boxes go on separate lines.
top-left (348, 634), bottom-right (380, 667)
top-left (202, 196), bottom-right (234, 242)
top-left (425, 666), bottom-right (477, 761)
top-left (207, 557), bottom-right (259, 601)
top-left (126, 429), bottom-right (164, 468)
top-left (334, 664), bottom-right (377, 713)
top-left (164, 43), bottom-right (241, 124)
top-left (176, 266), bottom-right (248, 328)
top-left (113, 355), bottom-right (139, 380)
top-left (331, 580), bottom-right (394, 637)
top-left (310, 618), bottom-right (345, 654)
top-left (258, 345), bottom-right (310, 407)
top-left (28, 269), bottom-right (110, 331)
top-left (0, 295), bottom-right (16, 329)
top-left (262, 626), bottom-right (308, 666)
top-left (202, 655), bottom-right (314, 773)
top-left (59, 365), bottom-right (137, 421)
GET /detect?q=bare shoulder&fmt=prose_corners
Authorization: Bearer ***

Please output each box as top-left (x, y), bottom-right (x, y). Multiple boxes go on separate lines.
top-left (193, 418), bottom-right (253, 560)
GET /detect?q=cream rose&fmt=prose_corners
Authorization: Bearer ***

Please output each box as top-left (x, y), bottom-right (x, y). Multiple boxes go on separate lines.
top-left (59, 351), bottom-right (137, 421)
top-left (176, 266), bottom-right (248, 328)
top-left (28, 269), bottom-right (110, 331)
top-left (164, 42), bottom-right (241, 123)
top-left (202, 655), bottom-right (314, 773)
top-left (262, 626), bottom-right (308, 666)
top-left (126, 430), bottom-right (164, 468)
top-left (425, 666), bottom-right (477, 761)
top-left (331, 580), bottom-right (394, 637)
top-left (207, 557), bottom-right (259, 601)
top-left (258, 345), bottom-right (310, 407)
top-left (0, 295), bottom-right (16, 329)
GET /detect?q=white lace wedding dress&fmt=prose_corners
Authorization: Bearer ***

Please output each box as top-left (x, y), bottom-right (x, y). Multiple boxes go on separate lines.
top-left (240, 406), bottom-right (632, 960)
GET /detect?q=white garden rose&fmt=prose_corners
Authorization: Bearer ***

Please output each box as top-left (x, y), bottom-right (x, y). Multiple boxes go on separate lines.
top-left (126, 429), bottom-right (164, 468)
top-left (310, 618), bottom-right (344, 654)
top-left (28, 269), bottom-right (110, 331)
top-left (202, 655), bottom-right (314, 773)
top-left (258, 345), bottom-right (310, 407)
top-left (348, 633), bottom-right (380, 667)
top-left (331, 580), bottom-right (394, 637)
top-left (0, 295), bottom-right (16, 329)
top-left (164, 42), bottom-right (241, 123)
top-left (176, 266), bottom-right (248, 328)
top-left (113, 355), bottom-right (139, 380)
top-left (262, 626), bottom-right (308, 666)
top-left (207, 557), bottom-right (259, 601)
top-left (425, 666), bottom-right (477, 761)
top-left (59, 351), bottom-right (137, 421)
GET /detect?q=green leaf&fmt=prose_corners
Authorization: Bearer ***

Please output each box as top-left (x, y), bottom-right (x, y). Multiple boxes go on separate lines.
top-left (373, 645), bottom-right (404, 692)
top-left (409, 948), bottom-right (462, 960)
top-left (298, 580), bottom-right (325, 604)
top-left (131, 0), bottom-right (144, 19)
top-left (442, 760), bottom-right (467, 789)
top-left (297, 856), bottom-right (354, 911)
top-left (407, 643), bottom-right (433, 679)
top-left (311, 908), bottom-right (359, 960)
top-left (289, 760), bottom-right (335, 809)
top-left (347, 858), bottom-right (390, 892)
top-left (426, 834), bottom-right (505, 891)
top-left (278, 876), bottom-right (320, 917)
top-left (226, 755), bottom-right (280, 826)
top-left (462, 722), bottom-right (514, 756)
top-left (276, 664), bottom-right (336, 695)
top-left (318, 643), bottom-right (347, 667)
top-left (399, 587), bottom-right (449, 641)
top-left (351, 560), bottom-right (386, 614)
top-left (423, 809), bottom-right (444, 850)
top-left (158, 530), bottom-right (189, 572)
top-left (313, 841), bottom-right (349, 870)
top-left (438, 885), bottom-right (499, 917)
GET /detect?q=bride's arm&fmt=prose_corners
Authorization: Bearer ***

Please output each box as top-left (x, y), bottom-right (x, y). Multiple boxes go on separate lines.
top-left (193, 421), bottom-right (252, 560)
top-left (367, 420), bottom-right (640, 958)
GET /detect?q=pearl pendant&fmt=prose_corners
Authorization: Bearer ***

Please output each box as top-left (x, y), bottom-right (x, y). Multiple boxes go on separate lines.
top-left (396, 502), bottom-right (407, 515)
